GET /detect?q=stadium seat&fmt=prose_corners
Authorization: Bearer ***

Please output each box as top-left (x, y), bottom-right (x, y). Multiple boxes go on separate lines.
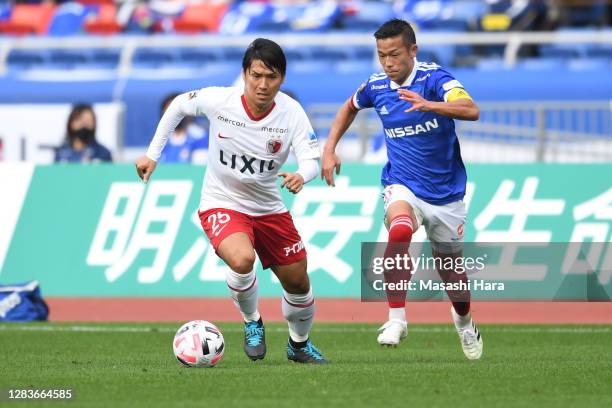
top-left (474, 57), bottom-right (506, 71)
top-left (586, 47), bottom-right (612, 59)
top-left (48, 49), bottom-right (90, 69)
top-left (173, 3), bottom-right (227, 33)
top-left (6, 49), bottom-right (49, 70)
top-left (516, 57), bottom-right (566, 70)
top-left (178, 48), bottom-right (221, 68)
top-left (48, 2), bottom-right (98, 36)
top-left (91, 49), bottom-right (120, 69)
top-left (334, 60), bottom-right (374, 73)
top-left (338, 1), bottom-right (394, 32)
top-left (416, 48), bottom-right (442, 65)
top-left (132, 48), bottom-right (177, 68)
top-left (76, 0), bottom-right (115, 5)
top-left (568, 58), bottom-right (610, 71)
top-left (0, 4), bottom-right (10, 22)
top-left (0, 4), bottom-right (55, 36)
top-left (308, 47), bottom-right (351, 62)
top-left (83, 3), bottom-right (122, 35)
top-left (353, 46), bottom-right (375, 61)
top-left (222, 47), bottom-right (245, 62)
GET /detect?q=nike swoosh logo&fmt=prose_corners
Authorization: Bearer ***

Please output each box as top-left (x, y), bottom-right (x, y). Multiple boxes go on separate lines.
top-left (218, 133), bottom-right (232, 139)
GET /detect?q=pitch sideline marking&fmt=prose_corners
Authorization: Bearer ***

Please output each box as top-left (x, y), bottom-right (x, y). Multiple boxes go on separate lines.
top-left (0, 325), bottom-right (610, 334)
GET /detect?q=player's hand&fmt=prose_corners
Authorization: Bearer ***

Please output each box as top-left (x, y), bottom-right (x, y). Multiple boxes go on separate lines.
top-left (321, 149), bottom-right (341, 187)
top-left (398, 89), bottom-right (432, 113)
top-left (278, 172), bottom-right (304, 194)
top-left (135, 155), bottom-right (157, 183)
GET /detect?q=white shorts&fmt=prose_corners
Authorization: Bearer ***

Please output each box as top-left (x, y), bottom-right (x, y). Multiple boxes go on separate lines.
top-left (382, 184), bottom-right (466, 254)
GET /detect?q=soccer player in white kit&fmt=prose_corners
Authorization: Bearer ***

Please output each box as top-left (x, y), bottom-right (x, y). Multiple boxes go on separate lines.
top-left (135, 38), bottom-right (327, 364)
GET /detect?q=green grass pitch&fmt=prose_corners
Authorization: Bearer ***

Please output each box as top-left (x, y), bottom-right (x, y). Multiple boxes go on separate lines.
top-left (0, 323), bottom-right (611, 407)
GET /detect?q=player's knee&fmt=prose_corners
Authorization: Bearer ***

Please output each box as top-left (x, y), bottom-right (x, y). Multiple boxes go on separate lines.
top-left (227, 252), bottom-right (256, 274)
top-left (284, 273), bottom-right (310, 294)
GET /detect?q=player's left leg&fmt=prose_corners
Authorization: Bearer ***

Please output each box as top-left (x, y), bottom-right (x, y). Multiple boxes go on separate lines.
top-left (253, 211), bottom-right (327, 364)
top-left (272, 260), bottom-right (327, 364)
top-left (426, 201), bottom-right (483, 360)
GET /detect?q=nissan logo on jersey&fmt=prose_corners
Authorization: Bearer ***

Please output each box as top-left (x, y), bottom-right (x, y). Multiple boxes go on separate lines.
top-left (219, 150), bottom-right (275, 174)
top-left (266, 138), bottom-right (282, 154)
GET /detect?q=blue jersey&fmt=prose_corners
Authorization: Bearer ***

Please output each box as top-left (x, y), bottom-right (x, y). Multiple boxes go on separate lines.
top-left (352, 60), bottom-right (467, 205)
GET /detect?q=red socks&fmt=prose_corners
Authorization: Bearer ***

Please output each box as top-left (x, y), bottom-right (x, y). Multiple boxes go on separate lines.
top-left (383, 215), bottom-right (414, 308)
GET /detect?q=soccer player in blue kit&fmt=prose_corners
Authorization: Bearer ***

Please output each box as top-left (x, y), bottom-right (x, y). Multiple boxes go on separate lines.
top-left (321, 19), bottom-right (483, 359)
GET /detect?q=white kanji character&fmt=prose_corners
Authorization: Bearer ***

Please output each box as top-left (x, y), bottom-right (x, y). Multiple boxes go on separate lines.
top-left (473, 177), bottom-right (565, 280)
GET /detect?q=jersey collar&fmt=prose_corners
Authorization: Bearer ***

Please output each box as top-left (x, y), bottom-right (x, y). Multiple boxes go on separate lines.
top-left (389, 58), bottom-right (418, 90)
top-left (241, 94), bottom-right (276, 121)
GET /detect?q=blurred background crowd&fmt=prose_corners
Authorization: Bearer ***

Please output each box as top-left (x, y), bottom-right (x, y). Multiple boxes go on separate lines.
top-left (0, 0), bottom-right (609, 164)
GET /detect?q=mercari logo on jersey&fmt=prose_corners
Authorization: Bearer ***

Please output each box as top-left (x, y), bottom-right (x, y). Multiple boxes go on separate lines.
top-left (384, 118), bottom-right (439, 138)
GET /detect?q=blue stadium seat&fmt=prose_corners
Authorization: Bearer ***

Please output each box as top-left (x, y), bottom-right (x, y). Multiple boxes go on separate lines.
top-left (568, 58), bottom-right (610, 71)
top-left (0, 3), bottom-right (10, 22)
top-left (132, 48), bottom-right (177, 68)
top-left (334, 60), bottom-right (374, 73)
top-left (475, 57), bottom-right (506, 71)
top-left (338, 1), bottom-right (394, 32)
top-left (6, 50), bottom-right (48, 70)
top-left (308, 46), bottom-right (351, 62)
top-left (585, 47), bottom-right (612, 59)
top-left (48, 2), bottom-right (98, 36)
top-left (48, 49), bottom-right (90, 69)
top-left (222, 47), bottom-right (245, 62)
top-left (353, 46), bottom-right (374, 61)
top-left (91, 49), bottom-right (120, 69)
top-left (416, 48), bottom-right (442, 65)
top-left (177, 48), bottom-right (221, 68)
top-left (516, 57), bottom-right (566, 70)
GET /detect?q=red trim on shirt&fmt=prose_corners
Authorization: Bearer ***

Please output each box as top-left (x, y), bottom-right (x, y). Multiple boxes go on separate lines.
top-left (241, 94), bottom-right (276, 121)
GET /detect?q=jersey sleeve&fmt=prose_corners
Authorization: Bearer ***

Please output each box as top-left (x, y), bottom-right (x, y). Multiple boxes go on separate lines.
top-left (431, 68), bottom-right (473, 103)
top-left (146, 87), bottom-right (223, 161)
top-left (351, 79), bottom-right (374, 110)
top-left (290, 102), bottom-right (321, 161)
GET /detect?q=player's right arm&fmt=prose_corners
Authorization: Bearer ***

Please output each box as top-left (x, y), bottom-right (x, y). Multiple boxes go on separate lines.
top-left (322, 79), bottom-right (373, 187)
top-left (321, 98), bottom-right (358, 187)
top-left (135, 90), bottom-right (206, 183)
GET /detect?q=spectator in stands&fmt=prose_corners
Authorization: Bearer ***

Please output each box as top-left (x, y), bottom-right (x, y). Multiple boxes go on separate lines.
top-left (158, 93), bottom-right (208, 163)
top-left (54, 103), bottom-right (112, 163)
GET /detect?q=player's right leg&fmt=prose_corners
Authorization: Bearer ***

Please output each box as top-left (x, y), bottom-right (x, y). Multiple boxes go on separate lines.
top-left (377, 185), bottom-right (421, 346)
top-left (426, 201), bottom-right (483, 360)
top-left (199, 208), bottom-right (266, 361)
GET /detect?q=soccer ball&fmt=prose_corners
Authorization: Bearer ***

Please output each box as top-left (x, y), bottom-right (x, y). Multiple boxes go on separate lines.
top-left (173, 320), bottom-right (225, 368)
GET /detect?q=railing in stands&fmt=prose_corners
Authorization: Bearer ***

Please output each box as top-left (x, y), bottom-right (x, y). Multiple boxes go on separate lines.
top-left (0, 30), bottom-right (611, 76)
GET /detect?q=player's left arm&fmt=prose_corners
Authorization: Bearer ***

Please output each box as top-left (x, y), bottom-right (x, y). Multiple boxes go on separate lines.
top-left (398, 88), bottom-right (479, 121)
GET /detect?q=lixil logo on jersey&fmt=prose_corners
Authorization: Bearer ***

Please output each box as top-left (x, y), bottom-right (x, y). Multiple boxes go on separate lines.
top-left (219, 150), bottom-right (275, 174)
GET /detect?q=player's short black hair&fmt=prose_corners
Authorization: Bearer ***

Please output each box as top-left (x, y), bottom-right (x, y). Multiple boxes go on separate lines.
top-left (242, 38), bottom-right (286, 77)
top-left (374, 19), bottom-right (417, 48)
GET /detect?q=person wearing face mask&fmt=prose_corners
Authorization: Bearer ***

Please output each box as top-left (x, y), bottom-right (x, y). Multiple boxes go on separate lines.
top-left (54, 104), bottom-right (113, 163)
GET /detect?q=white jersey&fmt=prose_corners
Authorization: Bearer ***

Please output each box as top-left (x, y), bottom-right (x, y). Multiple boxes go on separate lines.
top-left (146, 87), bottom-right (320, 215)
